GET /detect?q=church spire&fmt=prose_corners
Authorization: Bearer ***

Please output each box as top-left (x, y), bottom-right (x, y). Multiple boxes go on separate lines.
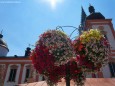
top-left (81, 6), bottom-right (87, 24)
top-left (79, 6), bottom-right (87, 34)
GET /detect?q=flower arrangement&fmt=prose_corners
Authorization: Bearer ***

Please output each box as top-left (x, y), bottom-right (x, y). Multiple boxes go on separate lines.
top-left (45, 65), bottom-right (66, 86)
top-left (30, 44), bottom-right (55, 75)
top-left (30, 28), bottom-right (109, 86)
top-left (37, 30), bottom-right (75, 65)
top-left (73, 29), bottom-right (110, 73)
top-left (30, 30), bottom-right (76, 85)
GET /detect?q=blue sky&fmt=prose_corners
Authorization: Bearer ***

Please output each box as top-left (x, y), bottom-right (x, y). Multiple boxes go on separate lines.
top-left (0, 0), bottom-right (115, 56)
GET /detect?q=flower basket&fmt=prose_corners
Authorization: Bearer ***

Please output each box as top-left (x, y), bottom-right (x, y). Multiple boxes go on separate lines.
top-left (73, 29), bottom-right (110, 73)
top-left (30, 28), bottom-right (110, 86)
top-left (30, 30), bottom-right (76, 85)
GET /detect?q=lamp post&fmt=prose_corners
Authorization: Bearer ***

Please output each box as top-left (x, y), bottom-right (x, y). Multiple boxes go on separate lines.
top-left (56, 26), bottom-right (80, 86)
top-left (65, 62), bottom-right (70, 86)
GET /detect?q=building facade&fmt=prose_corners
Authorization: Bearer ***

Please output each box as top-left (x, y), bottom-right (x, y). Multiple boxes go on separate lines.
top-left (84, 5), bottom-right (115, 78)
top-left (0, 5), bottom-right (115, 86)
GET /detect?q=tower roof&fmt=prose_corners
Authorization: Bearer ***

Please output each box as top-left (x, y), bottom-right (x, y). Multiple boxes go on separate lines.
top-left (86, 5), bottom-right (105, 20)
top-left (0, 34), bottom-right (9, 51)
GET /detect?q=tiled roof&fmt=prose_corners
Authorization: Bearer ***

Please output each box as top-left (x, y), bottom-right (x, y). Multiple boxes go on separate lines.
top-left (86, 12), bottom-right (105, 20)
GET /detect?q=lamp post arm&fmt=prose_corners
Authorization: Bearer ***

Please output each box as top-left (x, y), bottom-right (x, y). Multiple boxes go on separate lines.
top-left (56, 26), bottom-right (79, 38)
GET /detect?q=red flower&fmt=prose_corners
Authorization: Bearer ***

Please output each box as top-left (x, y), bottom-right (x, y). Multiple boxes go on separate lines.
top-left (78, 43), bottom-right (84, 51)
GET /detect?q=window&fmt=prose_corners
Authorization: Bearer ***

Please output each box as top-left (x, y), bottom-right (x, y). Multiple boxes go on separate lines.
top-left (25, 68), bottom-right (30, 82)
top-left (104, 34), bottom-right (108, 40)
top-left (109, 62), bottom-right (115, 77)
top-left (42, 76), bottom-right (45, 81)
top-left (39, 75), bottom-right (45, 81)
top-left (8, 69), bottom-right (17, 82)
top-left (98, 26), bottom-right (108, 39)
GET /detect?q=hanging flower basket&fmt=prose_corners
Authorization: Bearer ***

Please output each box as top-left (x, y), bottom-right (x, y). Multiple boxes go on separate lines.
top-left (30, 30), bottom-right (76, 85)
top-left (73, 29), bottom-right (110, 73)
top-left (37, 30), bottom-right (75, 65)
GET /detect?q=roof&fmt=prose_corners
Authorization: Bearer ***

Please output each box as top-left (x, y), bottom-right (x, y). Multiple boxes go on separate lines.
top-left (87, 5), bottom-right (105, 20)
top-left (0, 39), bottom-right (9, 50)
top-left (18, 78), bottom-right (115, 86)
top-left (0, 34), bottom-right (9, 51)
top-left (86, 12), bottom-right (105, 20)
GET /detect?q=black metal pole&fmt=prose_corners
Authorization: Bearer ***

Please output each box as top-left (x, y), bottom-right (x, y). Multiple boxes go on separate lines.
top-left (66, 62), bottom-right (70, 86)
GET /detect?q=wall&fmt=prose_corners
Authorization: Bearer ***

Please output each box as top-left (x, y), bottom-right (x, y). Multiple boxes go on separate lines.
top-left (86, 20), bottom-right (115, 78)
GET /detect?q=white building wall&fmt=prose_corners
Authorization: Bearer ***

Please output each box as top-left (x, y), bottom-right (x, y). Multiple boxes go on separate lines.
top-left (92, 24), bottom-right (115, 51)
top-left (91, 24), bottom-right (114, 78)
top-left (4, 64), bottom-right (21, 86)
top-left (39, 74), bottom-right (44, 81)
top-left (102, 64), bottom-right (111, 78)
top-left (21, 64), bottom-right (30, 83)
top-left (21, 64), bottom-right (36, 83)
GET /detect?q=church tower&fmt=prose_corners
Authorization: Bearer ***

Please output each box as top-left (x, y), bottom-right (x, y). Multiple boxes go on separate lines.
top-left (85, 5), bottom-right (115, 78)
top-left (0, 33), bottom-right (9, 56)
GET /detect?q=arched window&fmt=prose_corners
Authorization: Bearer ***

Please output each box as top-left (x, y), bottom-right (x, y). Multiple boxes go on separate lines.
top-left (8, 65), bottom-right (18, 82)
top-left (38, 74), bottom-right (45, 81)
top-left (99, 26), bottom-right (108, 40)
top-left (42, 76), bottom-right (45, 81)
top-left (109, 62), bottom-right (115, 77)
top-left (24, 65), bottom-right (31, 82)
